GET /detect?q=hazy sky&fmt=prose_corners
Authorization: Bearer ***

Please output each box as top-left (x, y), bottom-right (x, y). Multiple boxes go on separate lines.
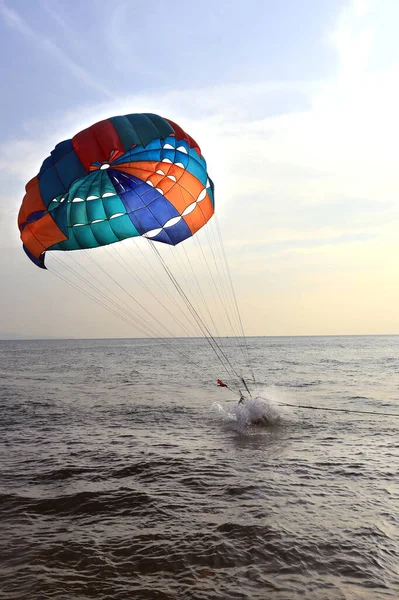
top-left (1, 0), bottom-right (399, 338)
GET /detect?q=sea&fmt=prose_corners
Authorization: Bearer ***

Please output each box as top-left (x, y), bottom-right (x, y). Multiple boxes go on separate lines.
top-left (0, 335), bottom-right (398, 600)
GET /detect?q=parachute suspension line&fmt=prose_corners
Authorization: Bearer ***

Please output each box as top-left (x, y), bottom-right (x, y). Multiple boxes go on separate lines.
top-left (158, 239), bottom-right (243, 391)
top-left (51, 252), bottom-right (174, 338)
top-left (204, 225), bottom-right (252, 390)
top-left (210, 217), bottom-right (253, 378)
top-left (81, 249), bottom-right (181, 340)
top-left (177, 244), bottom-right (214, 328)
top-left (50, 240), bottom-right (250, 397)
top-left (105, 243), bottom-right (241, 380)
top-left (48, 258), bottom-right (155, 338)
top-left (63, 250), bottom-right (177, 339)
top-left (213, 215), bottom-right (256, 387)
top-left (128, 239), bottom-right (175, 301)
top-left (241, 377), bottom-right (252, 398)
top-left (173, 217), bottom-right (253, 394)
top-left (195, 227), bottom-right (239, 339)
top-left (203, 221), bottom-right (250, 371)
top-left (80, 245), bottom-right (231, 384)
top-left (147, 239), bottom-right (241, 387)
top-left (65, 250), bottom-right (154, 328)
top-left (180, 241), bottom-right (227, 347)
top-left (162, 241), bottom-right (211, 335)
top-left (147, 240), bottom-right (243, 389)
top-left (106, 245), bottom-right (200, 339)
top-left (127, 236), bottom-right (235, 354)
top-left (49, 252), bottom-right (227, 386)
top-left (173, 236), bottom-right (246, 391)
top-left (125, 239), bottom-right (201, 332)
top-left (164, 238), bottom-right (243, 392)
top-left (170, 173), bottom-right (243, 388)
top-left (191, 235), bottom-right (233, 342)
top-left (278, 403), bottom-right (399, 418)
top-left (177, 238), bottom-right (245, 389)
top-left (173, 239), bottom-right (241, 380)
top-left (191, 228), bottom-right (245, 377)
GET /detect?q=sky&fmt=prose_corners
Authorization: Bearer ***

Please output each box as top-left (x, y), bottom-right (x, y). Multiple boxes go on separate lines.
top-left (1, 0), bottom-right (399, 338)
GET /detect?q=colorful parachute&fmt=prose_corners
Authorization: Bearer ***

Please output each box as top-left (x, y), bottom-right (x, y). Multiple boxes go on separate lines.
top-left (18, 113), bottom-right (215, 268)
top-left (17, 112), bottom-right (255, 396)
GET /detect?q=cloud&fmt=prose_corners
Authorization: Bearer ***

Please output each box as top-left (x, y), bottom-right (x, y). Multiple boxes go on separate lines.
top-left (0, 1), bottom-right (114, 99)
top-left (3, 0), bottom-right (399, 336)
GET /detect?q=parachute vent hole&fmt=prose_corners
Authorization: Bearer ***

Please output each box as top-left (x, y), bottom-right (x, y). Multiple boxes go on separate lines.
top-left (182, 202), bottom-right (196, 216)
top-left (197, 189), bottom-right (207, 202)
top-left (143, 228), bottom-right (162, 238)
top-left (164, 216), bottom-right (181, 228)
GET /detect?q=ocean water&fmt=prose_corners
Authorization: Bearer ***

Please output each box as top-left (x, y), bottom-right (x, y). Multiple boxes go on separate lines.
top-left (0, 335), bottom-right (398, 600)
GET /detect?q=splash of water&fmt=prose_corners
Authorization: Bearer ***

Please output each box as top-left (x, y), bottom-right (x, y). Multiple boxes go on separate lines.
top-left (214, 388), bottom-right (288, 431)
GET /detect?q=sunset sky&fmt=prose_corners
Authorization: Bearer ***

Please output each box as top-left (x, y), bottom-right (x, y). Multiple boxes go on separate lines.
top-left (1, 0), bottom-right (399, 338)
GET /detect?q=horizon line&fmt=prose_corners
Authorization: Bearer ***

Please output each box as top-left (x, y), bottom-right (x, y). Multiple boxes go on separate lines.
top-left (1, 333), bottom-right (399, 341)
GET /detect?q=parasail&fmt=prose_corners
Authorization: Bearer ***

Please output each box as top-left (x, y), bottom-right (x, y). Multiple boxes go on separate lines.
top-left (18, 113), bottom-right (214, 269)
top-left (18, 113), bottom-right (255, 397)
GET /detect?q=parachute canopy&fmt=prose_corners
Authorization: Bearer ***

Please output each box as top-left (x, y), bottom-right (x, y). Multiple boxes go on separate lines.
top-left (18, 113), bottom-right (215, 268)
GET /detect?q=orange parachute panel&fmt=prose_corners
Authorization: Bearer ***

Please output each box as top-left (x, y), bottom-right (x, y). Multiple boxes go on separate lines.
top-left (21, 213), bottom-right (67, 259)
top-left (18, 176), bottom-right (46, 232)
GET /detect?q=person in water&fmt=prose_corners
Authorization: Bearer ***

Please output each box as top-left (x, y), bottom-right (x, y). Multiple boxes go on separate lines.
top-left (238, 395), bottom-right (269, 425)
